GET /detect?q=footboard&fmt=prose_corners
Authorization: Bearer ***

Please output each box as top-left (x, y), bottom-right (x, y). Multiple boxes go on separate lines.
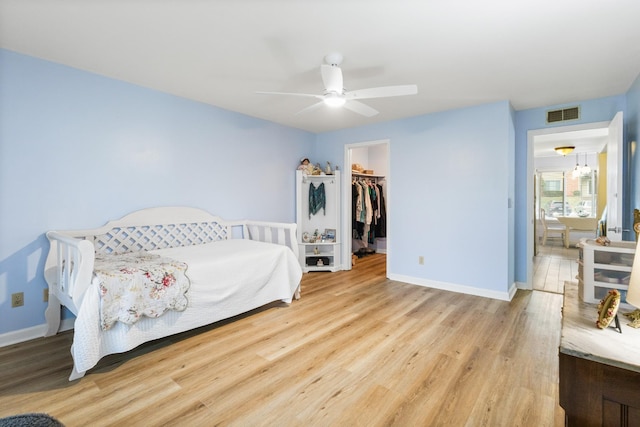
top-left (240, 220), bottom-right (300, 299)
top-left (241, 220), bottom-right (299, 258)
top-left (44, 231), bottom-right (96, 336)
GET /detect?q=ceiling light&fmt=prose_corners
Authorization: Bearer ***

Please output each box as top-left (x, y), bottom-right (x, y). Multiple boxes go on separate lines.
top-left (555, 146), bottom-right (575, 156)
top-left (323, 92), bottom-right (346, 108)
top-left (581, 153), bottom-right (591, 175)
top-left (571, 153), bottom-right (593, 178)
top-left (572, 153), bottom-right (580, 178)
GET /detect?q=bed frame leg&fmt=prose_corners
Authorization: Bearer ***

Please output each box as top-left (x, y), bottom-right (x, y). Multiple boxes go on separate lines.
top-left (294, 285), bottom-right (301, 300)
top-left (44, 294), bottom-right (61, 337)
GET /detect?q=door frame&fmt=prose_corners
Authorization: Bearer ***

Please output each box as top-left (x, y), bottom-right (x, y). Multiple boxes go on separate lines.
top-left (342, 139), bottom-right (390, 273)
top-left (526, 121), bottom-right (610, 289)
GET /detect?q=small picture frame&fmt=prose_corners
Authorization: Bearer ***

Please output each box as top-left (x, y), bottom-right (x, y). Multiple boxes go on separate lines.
top-left (324, 228), bottom-right (336, 242)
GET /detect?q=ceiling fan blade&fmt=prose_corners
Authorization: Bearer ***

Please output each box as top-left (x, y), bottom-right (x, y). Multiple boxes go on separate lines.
top-left (256, 91), bottom-right (323, 100)
top-left (343, 100), bottom-right (379, 117)
top-left (345, 84), bottom-right (418, 100)
top-left (321, 64), bottom-right (343, 93)
top-left (295, 101), bottom-right (325, 116)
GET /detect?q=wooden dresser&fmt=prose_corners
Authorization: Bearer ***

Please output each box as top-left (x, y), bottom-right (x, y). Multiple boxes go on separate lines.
top-left (559, 282), bottom-right (640, 426)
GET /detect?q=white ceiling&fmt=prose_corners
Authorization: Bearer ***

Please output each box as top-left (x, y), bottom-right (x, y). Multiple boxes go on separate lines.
top-left (533, 127), bottom-right (609, 157)
top-left (2, 0), bottom-right (640, 135)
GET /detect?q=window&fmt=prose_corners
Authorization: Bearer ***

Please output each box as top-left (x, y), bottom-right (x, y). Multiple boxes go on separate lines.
top-left (537, 169), bottom-right (597, 218)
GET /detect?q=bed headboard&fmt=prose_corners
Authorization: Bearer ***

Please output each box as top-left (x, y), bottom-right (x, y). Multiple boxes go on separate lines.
top-left (48, 207), bottom-right (298, 257)
top-left (63, 207), bottom-right (233, 255)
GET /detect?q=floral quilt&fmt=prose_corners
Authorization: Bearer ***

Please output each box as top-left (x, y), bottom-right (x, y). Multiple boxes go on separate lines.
top-left (94, 252), bottom-right (190, 330)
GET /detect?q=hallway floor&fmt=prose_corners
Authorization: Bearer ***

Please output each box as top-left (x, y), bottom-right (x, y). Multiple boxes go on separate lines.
top-left (533, 240), bottom-right (580, 294)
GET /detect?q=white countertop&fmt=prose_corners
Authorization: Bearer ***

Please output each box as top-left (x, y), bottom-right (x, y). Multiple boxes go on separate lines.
top-left (560, 282), bottom-right (640, 372)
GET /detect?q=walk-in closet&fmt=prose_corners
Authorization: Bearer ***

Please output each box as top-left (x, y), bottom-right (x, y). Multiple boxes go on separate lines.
top-left (348, 142), bottom-right (388, 267)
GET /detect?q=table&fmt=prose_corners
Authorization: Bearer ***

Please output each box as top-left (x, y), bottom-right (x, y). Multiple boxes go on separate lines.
top-left (556, 216), bottom-right (598, 248)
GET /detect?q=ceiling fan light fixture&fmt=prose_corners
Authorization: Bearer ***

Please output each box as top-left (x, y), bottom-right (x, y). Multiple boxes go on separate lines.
top-left (257, 53), bottom-right (417, 117)
top-left (555, 146), bottom-right (575, 156)
top-left (323, 93), bottom-right (346, 108)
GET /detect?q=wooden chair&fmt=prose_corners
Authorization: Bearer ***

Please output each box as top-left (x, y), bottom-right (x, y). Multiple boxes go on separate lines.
top-left (540, 208), bottom-right (566, 246)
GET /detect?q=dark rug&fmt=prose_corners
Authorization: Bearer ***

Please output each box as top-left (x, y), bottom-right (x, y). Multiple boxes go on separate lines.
top-left (0, 413), bottom-right (64, 427)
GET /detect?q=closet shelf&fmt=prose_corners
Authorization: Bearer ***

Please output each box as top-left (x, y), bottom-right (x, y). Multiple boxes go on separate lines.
top-left (352, 171), bottom-right (385, 178)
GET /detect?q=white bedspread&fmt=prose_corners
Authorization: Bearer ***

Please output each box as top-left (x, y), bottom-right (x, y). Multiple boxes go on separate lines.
top-left (71, 239), bottom-right (302, 374)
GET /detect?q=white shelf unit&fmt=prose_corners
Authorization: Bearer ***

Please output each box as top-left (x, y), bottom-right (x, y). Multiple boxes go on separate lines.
top-left (578, 238), bottom-right (636, 309)
top-left (296, 170), bottom-right (341, 272)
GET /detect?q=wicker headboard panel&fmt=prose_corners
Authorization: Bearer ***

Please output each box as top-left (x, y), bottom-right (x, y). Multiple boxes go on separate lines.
top-left (91, 221), bottom-right (230, 255)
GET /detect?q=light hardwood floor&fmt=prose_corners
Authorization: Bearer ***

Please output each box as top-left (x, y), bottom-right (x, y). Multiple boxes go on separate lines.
top-left (0, 254), bottom-right (565, 426)
top-left (534, 239), bottom-right (580, 294)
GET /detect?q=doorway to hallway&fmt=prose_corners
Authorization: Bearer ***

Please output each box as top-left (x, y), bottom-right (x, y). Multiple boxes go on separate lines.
top-left (526, 118), bottom-right (617, 290)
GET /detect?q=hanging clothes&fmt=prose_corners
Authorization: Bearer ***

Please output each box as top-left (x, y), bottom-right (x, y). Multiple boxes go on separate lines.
top-left (352, 181), bottom-right (363, 239)
top-left (375, 182), bottom-right (387, 238)
top-left (309, 182), bottom-right (326, 218)
top-left (352, 176), bottom-right (387, 250)
top-left (368, 184), bottom-right (378, 244)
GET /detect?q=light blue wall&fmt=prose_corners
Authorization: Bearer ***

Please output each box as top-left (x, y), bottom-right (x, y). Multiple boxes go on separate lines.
top-left (628, 74), bottom-right (640, 214)
top-left (0, 49), bottom-right (314, 334)
top-left (316, 101), bottom-right (515, 295)
top-left (513, 95), bottom-right (627, 284)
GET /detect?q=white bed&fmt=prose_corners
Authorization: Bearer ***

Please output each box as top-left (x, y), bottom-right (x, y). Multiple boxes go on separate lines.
top-left (44, 207), bottom-right (302, 380)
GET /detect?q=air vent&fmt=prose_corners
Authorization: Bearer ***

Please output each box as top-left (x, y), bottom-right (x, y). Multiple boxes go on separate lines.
top-left (546, 106), bottom-right (580, 123)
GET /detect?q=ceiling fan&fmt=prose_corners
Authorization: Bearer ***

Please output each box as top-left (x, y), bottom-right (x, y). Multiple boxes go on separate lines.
top-left (257, 53), bottom-right (418, 117)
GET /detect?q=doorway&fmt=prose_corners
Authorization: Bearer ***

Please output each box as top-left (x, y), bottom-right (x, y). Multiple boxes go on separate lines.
top-left (342, 139), bottom-right (389, 276)
top-left (526, 120), bottom-right (612, 290)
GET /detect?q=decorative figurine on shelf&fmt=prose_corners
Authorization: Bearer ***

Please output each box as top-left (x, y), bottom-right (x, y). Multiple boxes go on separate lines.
top-left (314, 246), bottom-right (320, 255)
top-left (325, 161), bottom-right (332, 175)
top-left (298, 157), bottom-right (313, 175)
top-left (312, 163), bottom-right (322, 175)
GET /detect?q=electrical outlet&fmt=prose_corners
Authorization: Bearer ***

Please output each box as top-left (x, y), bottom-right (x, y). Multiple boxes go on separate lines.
top-left (43, 288), bottom-right (49, 302)
top-left (418, 256), bottom-right (424, 265)
top-left (11, 292), bottom-right (24, 308)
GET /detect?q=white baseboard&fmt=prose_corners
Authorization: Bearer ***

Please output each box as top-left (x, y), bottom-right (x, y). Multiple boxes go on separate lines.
top-left (0, 318), bottom-right (75, 347)
top-left (508, 281), bottom-right (518, 300)
top-left (389, 274), bottom-right (515, 301)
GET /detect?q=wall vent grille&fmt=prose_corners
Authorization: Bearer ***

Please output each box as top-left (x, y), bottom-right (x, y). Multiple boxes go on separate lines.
top-left (546, 106), bottom-right (580, 123)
